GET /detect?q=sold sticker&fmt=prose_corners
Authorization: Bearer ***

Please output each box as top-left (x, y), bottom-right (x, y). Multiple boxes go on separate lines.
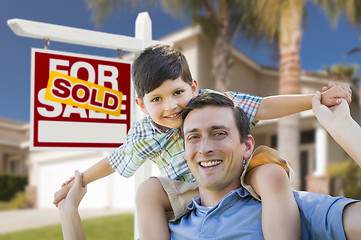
top-left (45, 71), bottom-right (123, 116)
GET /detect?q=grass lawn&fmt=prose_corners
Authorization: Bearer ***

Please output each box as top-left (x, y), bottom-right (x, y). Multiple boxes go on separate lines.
top-left (0, 202), bottom-right (11, 211)
top-left (0, 213), bottom-right (134, 240)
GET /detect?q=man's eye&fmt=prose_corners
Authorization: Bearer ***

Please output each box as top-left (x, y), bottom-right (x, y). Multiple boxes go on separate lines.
top-left (174, 90), bottom-right (184, 96)
top-left (214, 131), bottom-right (227, 137)
top-left (187, 135), bottom-right (199, 141)
top-left (151, 97), bottom-right (161, 102)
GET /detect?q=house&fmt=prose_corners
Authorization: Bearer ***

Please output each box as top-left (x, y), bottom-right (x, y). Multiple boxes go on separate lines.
top-left (0, 118), bottom-right (29, 174)
top-left (14, 25), bottom-right (361, 209)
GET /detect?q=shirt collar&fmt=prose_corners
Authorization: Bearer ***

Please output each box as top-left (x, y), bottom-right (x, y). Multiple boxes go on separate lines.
top-left (146, 115), bottom-right (179, 134)
top-left (188, 187), bottom-right (252, 211)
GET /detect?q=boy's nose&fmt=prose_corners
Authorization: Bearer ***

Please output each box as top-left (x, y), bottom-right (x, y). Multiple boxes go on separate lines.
top-left (164, 98), bottom-right (177, 111)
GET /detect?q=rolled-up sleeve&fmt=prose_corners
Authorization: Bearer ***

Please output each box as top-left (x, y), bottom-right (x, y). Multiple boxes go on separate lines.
top-left (294, 190), bottom-right (359, 240)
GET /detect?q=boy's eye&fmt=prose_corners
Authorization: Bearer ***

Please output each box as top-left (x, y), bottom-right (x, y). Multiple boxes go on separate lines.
top-left (151, 97), bottom-right (161, 102)
top-left (174, 90), bottom-right (184, 96)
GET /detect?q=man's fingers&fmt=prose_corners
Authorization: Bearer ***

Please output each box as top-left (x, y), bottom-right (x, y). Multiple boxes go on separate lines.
top-left (314, 91), bottom-right (322, 102)
top-left (312, 91), bottom-right (322, 112)
top-left (73, 170), bottom-right (82, 187)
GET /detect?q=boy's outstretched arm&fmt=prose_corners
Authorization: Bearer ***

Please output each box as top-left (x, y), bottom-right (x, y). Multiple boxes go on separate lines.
top-left (81, 157), bottom-right (115, 186)
top-left (254, 84), bottom-right (351, 120)
top-left (53, 157), bottom-right (115, 206)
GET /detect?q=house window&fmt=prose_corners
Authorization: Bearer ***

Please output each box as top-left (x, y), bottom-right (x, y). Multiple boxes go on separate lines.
top-left (270, 135), bottom-right (277, 149)
top-left (7, 155), bottom-right (21, 173)
top-left (270, 129), bottom-right (316, 191)
top-left (301, 130), bottom-right (315, 144)
top-left (270, 129), bottom-right (315, 148)
top-left (10, 160), bottom-right (18, 172)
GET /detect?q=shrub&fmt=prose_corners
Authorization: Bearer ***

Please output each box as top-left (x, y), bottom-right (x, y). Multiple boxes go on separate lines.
top-left (9, 192), bottom-right (32, 209)
top-left (0, 173), bottom-right (28, 201)
top-left (327, 158), bottom-right (361, 199)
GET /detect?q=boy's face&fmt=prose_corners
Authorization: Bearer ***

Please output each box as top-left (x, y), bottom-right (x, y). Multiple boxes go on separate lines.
top-left (136, 77), bottom-right (198, 130)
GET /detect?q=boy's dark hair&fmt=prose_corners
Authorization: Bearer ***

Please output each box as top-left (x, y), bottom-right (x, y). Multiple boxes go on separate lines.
top-left (132, 44), bottom-right (193, 99)
top-left (181, 93), bottom-right (250, 143)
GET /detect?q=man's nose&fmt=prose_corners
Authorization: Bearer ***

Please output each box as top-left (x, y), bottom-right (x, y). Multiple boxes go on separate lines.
top-left (198, 137), bottom-right (213, 155)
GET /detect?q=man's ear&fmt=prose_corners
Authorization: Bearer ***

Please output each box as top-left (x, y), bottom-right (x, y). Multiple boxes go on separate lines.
top-left (192, 79), bottom-right (199, 96)
top-left (135, 98), bottom-right (149, 115)
top-left (243, 135), bottom-right (255, 160)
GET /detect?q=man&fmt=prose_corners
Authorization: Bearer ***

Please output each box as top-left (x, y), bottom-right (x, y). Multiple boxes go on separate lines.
top-left (168, 92), bottom-right (360, 239)
top-left (59, 92), bottom-right (361, 239)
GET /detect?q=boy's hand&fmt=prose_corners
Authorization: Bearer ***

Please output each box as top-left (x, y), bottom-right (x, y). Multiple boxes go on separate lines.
top-left (53, 177), bottom-right (75, 207)
top-left (320, 83), bottom-right (352, 106)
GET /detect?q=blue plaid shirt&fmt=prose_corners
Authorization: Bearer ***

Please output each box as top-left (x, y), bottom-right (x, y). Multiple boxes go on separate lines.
top-left (108, 89), bottom-right (262, 181)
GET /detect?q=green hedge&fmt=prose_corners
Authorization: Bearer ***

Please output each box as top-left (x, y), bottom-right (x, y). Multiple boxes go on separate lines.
top-left (0, 173), bottom-right (28, 201)
top-left (328, 158), bottom-right (361, 199)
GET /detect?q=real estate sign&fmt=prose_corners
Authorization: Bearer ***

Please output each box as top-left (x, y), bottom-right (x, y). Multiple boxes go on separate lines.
top-left (31, 48), bottom-right (132, 150)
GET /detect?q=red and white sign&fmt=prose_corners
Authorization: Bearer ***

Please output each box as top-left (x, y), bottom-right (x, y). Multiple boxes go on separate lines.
top-left (30, 48), bottom-right (132, 149)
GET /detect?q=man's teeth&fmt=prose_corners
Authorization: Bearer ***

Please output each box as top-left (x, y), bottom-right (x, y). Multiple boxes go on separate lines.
top-left (200, 161), bottom-right (221, 167)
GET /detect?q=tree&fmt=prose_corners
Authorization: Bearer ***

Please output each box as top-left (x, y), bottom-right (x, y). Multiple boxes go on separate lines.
top-left (323, 64), bottom-right (358, 78)
top-left (253, 0), bottom-right (361, 188)
top-left (85, 0), bottom-right (275, 92)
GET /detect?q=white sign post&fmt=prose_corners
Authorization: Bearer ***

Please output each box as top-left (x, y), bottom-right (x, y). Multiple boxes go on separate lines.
top-left (8, 12), bottom-right (170, 239)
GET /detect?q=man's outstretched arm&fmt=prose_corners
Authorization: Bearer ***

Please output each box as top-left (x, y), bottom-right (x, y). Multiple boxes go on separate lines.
top-left (312, 91), bottom-right (361, 239)
top-left (58, 170), bottom-right (87, 240)
top-left (312, 91), bottom-right (361, 167)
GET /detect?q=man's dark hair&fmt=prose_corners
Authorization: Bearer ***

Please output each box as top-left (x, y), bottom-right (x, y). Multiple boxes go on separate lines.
top-left (132, 44), bottom-right (193, 99)
top-left (181, 93), bottom-right (250, 142)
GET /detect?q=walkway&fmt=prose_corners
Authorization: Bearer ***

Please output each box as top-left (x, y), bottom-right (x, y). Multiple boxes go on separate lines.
top-left (0, 208), bottom-right (133, 234)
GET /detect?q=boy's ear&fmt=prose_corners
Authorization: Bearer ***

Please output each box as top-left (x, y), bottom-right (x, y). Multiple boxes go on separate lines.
top-left (192, 79), bottom-right (199, 96)
top-left (135, 98), bottom-right (149, 115)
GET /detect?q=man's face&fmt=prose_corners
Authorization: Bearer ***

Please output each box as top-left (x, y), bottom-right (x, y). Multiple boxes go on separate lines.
top-left (136, 77), bottom-right (198, 131)
top-left (183, 106), bottom-right (254, 194)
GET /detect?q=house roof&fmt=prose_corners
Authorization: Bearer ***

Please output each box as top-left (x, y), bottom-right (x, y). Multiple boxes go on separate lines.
top-left (0, 117), bottom-right (29, 148)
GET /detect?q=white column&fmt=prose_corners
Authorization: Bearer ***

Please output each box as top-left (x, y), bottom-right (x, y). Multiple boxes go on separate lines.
top-left (314, 123), bottom-right (328, 176)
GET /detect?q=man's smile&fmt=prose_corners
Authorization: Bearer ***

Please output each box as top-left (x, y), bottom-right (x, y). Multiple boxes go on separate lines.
top-left (199, 160), bottom-right (222, 168)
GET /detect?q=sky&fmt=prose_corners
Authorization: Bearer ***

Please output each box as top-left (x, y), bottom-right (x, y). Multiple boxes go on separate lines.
top-left (1, 0), bottom-right (360, 123)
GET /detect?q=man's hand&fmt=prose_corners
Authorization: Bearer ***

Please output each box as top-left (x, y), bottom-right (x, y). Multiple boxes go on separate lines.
top-left (312, 91), bottom-right (350, 131)
top-left (58, 170), bottom-right (87, 240)
top-left (58, 170), bottom-right (87, 212)
top-left (320, 83), bottom-right (352, 106)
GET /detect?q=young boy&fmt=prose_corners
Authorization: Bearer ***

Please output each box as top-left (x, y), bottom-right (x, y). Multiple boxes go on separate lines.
top-left (53, 45), bottom-right (351, 239)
